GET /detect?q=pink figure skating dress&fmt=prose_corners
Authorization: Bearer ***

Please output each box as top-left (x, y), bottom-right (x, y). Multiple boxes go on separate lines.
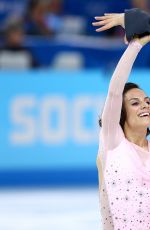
top-left (97, 41), bottom-right (150, 230)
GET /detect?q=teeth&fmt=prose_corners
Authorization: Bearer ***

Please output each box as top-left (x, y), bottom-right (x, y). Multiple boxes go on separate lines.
top-left (139, 112), bottom-right (150, 117)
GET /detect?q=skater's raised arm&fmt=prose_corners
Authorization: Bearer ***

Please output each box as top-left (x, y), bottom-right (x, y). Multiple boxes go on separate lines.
top-left (93, 13), bottom-right (150, 150)
top-left (101, 41), bottom-right (142, 151)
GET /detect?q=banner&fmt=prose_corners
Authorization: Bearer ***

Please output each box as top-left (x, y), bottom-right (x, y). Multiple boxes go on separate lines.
top-left (0, 70), bottom-right (107, 171)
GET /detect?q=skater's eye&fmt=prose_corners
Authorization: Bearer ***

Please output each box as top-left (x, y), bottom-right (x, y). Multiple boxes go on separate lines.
top-left (131, 102), bottom-right (139, 106)
top-left (146, 101), bottom-right (150, 105)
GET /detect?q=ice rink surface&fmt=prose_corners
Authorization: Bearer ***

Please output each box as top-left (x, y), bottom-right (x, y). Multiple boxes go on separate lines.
top-left (0, 187), bottom-right (102, 230)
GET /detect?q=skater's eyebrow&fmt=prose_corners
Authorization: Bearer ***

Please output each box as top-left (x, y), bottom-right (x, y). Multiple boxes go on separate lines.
top-left (129, 97), bottom-right (150, 101)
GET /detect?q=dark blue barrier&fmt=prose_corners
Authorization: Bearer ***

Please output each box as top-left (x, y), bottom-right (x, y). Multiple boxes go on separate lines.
top-left (24, 36), bottom-right (150, 68)
top-left (0, 169), bottom-right (98, 188)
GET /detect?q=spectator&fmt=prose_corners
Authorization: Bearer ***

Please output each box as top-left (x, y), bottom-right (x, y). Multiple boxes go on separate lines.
top-left (0, 18), bottom-right (39, 69)
top-left (131, 0), bottom-right (150, 12)
top-left (44, 0), bottom-right (63, 34)
top-left (25, 0), bottom-right (55, 36)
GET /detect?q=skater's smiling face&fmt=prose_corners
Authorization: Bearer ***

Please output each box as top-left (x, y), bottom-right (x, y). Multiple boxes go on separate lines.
top-left (123, 88), bottom-right (150, 131)
top-left (99, 83), bottom-right (150, 136)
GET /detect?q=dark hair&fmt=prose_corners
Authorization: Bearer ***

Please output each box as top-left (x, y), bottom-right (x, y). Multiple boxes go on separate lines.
top-left (99, 82), bottom-right (150, 136)
top-left (26, 0), bottom-right (44, 18)
top-left (28, 0), bottom-right (41, 12)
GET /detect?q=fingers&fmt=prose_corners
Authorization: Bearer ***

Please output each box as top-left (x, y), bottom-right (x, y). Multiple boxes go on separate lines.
top-left (92, 16), bottom-right (115, 32)
top-left (133, 35), bottom-right (150, 47)
top-left (95, 22), bottom-right (114, 32)
top-left (124, 35), bottom-right (128, 45)
top-left (94, 15), bottom-right (114, 20)
top-left (92, 13), bottom-right (121, 32)
top-left (141, 35), bottom-right (150, 46)
top-left (104, 13), bottom-right (118, 16)
top-left (92, 19), bottom-right (112, 27)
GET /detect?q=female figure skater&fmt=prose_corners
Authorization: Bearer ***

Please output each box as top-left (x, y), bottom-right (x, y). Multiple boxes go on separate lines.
top-left (92, 13), bottom-right (150, 229)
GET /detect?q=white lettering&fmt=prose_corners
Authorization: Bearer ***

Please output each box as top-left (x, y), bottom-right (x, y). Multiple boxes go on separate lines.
top-left (9, 95), bottom-right (104, 145)
top-left (40, 96), bottom-right (67, 144)
top-left (10, 96), bottom-right (36, 144)
top-left (73, 96), bottom-right (101, 143)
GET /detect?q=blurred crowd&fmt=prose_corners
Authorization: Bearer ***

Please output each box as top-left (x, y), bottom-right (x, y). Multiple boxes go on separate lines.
top-left (0, 0), bottom-right (63, 69)
top-left (0, 0), bottom-right (63, 36)
top-left (132, 0), bottom-right (150, 12)
top-left (0, 0), bottom-right (149, 69)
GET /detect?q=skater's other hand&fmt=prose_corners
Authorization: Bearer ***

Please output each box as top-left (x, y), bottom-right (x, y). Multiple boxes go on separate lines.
top-left (92, 13), bottom-right (125, 32)
top-left (134, 35), bottom-right (150, 46)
